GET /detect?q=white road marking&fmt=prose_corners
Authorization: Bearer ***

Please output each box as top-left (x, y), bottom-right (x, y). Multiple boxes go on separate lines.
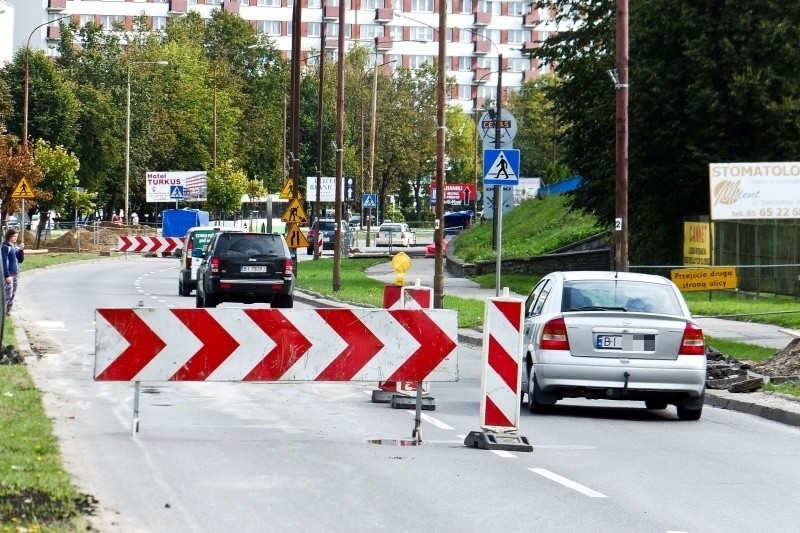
top-left (37, 321), bottom-right (65, 329)
top-left (535, 444), bottom-right (597, 450)
top-left (529, 468), bottom-right (607, 498)
top-left (491, 450), bottom-right (517, 458)
top-left (406, 411), bottom-right (454, 430)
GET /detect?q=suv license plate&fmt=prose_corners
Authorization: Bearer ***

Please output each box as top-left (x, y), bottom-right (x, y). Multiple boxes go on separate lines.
top-left (596, 334), bottom-right (623, 350)
top-left (241, 266), bottom-right (267, 273)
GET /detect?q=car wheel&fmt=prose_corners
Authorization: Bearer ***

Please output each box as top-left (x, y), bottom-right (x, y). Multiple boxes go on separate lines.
top-left (527, 374), bottom-right (555, 414)
top-left (195, 289), bottom-right (203, 308)
top-left (645, 400), bottom-right (668, 410)
top-left (179, 278), bottom-right (191, 297)
top-left (677, 404), bottom-right (702, 420)
top-left (203, 292), bottom-right (218, 308)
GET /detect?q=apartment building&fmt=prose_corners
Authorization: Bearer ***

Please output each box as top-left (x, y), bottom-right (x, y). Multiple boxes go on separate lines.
top-left (12, 0), bottom-right (555, 111)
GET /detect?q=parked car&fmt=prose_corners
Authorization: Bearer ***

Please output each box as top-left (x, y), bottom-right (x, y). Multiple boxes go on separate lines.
top-left (374, 223), bottom-right (416, 247)
top-left (195, 232), bottom-right (294, 308)
top-left (178, 226), bottom-right (244, 296)
top-left (306, 218), bottom-right (351, 255)
top-left (521, 271), bottom-right (706, 420)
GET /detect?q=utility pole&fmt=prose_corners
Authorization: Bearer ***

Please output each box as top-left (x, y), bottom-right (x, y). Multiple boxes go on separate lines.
top-left (433, 0), bottom-right (447, 308)
top-left (615, 0), bottom-right (629, 271)
top-left (289, 0), bottom-right (302, 268)
top-left (493, 54), bottom-right (503, 296)
top-left (315, 3), bottom-right (326, 260)
top-left (332, 0), bottom-right (345, 291)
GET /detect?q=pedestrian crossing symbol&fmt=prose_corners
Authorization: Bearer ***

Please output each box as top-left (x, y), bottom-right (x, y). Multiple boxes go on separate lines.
top-left (483, 149), bottom-right (520, 186)
top-left (362, 193), bottom-right (377, 209)
top-left (169, 185), bottom-right (185, 199)
top-left (12, 177), bottom-right (35, 199)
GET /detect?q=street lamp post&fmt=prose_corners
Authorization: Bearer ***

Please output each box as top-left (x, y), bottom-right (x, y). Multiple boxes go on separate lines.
top-left (126, 61), bottom-right (168, 226)
top-left (23, 14), bottom-right (73, 149)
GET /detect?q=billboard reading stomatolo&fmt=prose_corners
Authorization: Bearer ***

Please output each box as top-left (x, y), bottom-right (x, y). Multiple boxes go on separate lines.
top-left (709, 162), bottom-right (800, 220)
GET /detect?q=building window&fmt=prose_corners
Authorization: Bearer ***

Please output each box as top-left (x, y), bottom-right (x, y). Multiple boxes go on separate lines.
top-left (508, 57), bottom-right (531, 72)
top-left (258, 0), bottom-right (280, 6)
top-left (329, 0), bottom-right (353, 7)
top-left (257, 20), bottom-right (282, 36)
top-left (152, 16), bottom-right (167, 30)
top-left (478, 0), bottom-right (499, 15)
top-left (411, 0), bottom-right (433, 13)
top-left (79, 14), bottom-right (95, 28)
top-left (459, 29), bottom-right (471, 43)
top-left (387, 53), bottom-right (402, 66)
top-left (308, 0), bottom-right (321, 6)
top-left (458, 85), bottom-right (472, 100)
top-left (206, 0), bottom-right (222, 5)
top-left (446, 28), bottom-right (452, 42)
top-left (478, 85), bottom-right (496, 99)
top-left (328, 23), bottom-right (352, 38)
top-left (362, 25), bottom-right (384, 39)
top-left (362, 0), bottom-right (385, 8)
top-left (508, 2), bottom-right (525, 15)
top-left (409, 55), bottom-right (433, 68)
top-left (308, 22), bottom-right (321, 37)
top-left (460, 0), bottom-right (472, 14)
top-left (240, 0), bottom-right (249, 5)
top-left (392, 0), bottom-right (403, 12)
top-left (477, 56), bottom-right (498, 70)
top-left (390, 25), bottom-right (404, 41)
top-left (100, 15), bottom-right (124, 30)
top-left (458, 56), bottom-right (471, 71)
top-left (477, 28), bottom-right (500, 43)
top-left (410, 26), bottom-right (433, 42)
top-left (507, 30), bottom-right (530, 44)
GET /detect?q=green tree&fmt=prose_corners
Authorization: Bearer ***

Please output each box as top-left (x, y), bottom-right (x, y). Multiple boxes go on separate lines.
top-left (0, 135), bottom-right (43, 221)
top-left (32, 139), bottom-right (81, 242)
top-left (206, 160), bottom-right (248, 218)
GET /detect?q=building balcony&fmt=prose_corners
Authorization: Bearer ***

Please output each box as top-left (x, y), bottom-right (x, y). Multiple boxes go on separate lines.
top-left (46, 25), bottom-right (61, 41)
top-left (323, 5), bottom-right (338, 20)
top-left (522, 69), bottom-right (537, 81)
top-left (222, 1), bottom-right (239, 14)
top-left (474, 68), bottom-right (491, 83)
top-left (474, 97), bottom-right (485, 110)
top-left (375, 36), bottom-right (393, 51)
top-left (375, 8), bottom-right (393, 23)
top-left (474, 12), bottom-right (491, 26)
top-left (48, 0), bottom-right (67, 11)
top-left (169, 0), bottom-right (188, 14)
top-left (521, 41), bottom-right (536, 53)
top-left (522, 12), bottom-right (539, 27)
top-left (324, 38), bottom-right (338, 50)
top-left (474, 40), bottom-right (491, 55)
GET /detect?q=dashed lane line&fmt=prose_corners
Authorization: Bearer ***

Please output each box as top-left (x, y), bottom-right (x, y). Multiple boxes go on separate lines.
top-left (529, 468), bottom-right (607, 498)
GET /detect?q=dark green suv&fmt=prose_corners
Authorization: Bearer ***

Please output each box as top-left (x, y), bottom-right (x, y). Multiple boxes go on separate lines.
top-left (195, 232), bottom-right (294, 308)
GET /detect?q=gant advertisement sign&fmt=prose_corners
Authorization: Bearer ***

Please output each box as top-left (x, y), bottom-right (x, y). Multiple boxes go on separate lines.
top-left (709, 163), bottom-right (800, 220)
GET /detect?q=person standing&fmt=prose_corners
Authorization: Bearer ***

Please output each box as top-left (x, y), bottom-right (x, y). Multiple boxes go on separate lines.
top-left (2, 228), bottom-right (25, 315)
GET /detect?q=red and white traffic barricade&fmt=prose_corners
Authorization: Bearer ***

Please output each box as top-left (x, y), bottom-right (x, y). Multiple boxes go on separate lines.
top-left (373, 281), bottom-right (436, 410)
top-left (95, 307), bottom-right (458, 435)
top-left (117, 236), bottom-right (183, 255)
top-left (464, 289), bottom-right (533, 452)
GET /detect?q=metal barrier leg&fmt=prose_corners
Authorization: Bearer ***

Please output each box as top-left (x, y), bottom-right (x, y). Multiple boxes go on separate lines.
top-left (132, 381), bottom-right (141, 436)
top-left (412, 381), bottom-right (423, 443)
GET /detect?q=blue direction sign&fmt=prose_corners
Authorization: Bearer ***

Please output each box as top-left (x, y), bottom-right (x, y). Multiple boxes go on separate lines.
top-left (362, 193), bottom-right (378, 209)
top-left (483, 149), bottom-right (520, 186)
top-left (169, 185), bottom-right (185, 199)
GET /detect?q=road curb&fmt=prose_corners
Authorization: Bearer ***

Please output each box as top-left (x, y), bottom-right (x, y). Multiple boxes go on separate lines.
top-left (704, 389), bottom-right (800, 427)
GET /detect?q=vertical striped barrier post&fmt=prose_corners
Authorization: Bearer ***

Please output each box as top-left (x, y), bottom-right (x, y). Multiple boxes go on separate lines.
top-left (464, 288), bottom-right (533, 452)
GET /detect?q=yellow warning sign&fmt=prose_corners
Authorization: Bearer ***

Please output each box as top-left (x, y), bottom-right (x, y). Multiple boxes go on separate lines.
top-left (279, 180), bottom-right (295, 200)
top-left (284, 223), bottom-right (309, 249)
top-left (12, 177), bottom-right (35, 199)
top-left (281, 197), bottom-right (308, 224)
top-left (670, 266), bottom-right (738, 292)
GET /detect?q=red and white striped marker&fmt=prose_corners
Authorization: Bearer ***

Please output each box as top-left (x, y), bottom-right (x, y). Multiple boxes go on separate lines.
top-left (117, 236), bottom-right (183, 254)
top-left (94, 308), bottom-right (458, 383)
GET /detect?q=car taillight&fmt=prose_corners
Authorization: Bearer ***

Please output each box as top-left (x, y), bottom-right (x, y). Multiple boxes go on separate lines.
top-left (210, 257), bottom-right (220, 274)
top-left (186, 240), bottom-right (193, 268)
top-left (284, 258), bottom-right (293, 276)
top-left (540, 317), bottom-right (570, 350)
top-left (679, 322), bottom-right (705, 355)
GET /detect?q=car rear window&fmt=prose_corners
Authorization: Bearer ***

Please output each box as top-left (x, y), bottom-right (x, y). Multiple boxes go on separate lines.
top-left (380, 225), bottom-right (402, 232)
top-left (562, 280), bottom-right (683, 315)
top-left (318, 221), bottom-right (336, 231)
top-left (214, 234), bottom-right (284, 256)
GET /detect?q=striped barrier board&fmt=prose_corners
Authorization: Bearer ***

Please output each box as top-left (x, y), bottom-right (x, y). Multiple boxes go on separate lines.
top-left (117, 236), bottom-right (183, 254)
top-left (464, 294), bottom-right (532, 452)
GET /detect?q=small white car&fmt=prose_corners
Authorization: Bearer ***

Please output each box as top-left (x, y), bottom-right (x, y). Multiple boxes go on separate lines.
top-left (521, 271), bottom-right (706, 420)
top-left (178, 226), bottom-right (244, 296)
top-left (374, 223), bottom-right (416, 247)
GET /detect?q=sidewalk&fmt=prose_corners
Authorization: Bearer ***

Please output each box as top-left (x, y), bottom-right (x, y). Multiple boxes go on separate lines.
top-left (351, 257), bottom-right (800, 427)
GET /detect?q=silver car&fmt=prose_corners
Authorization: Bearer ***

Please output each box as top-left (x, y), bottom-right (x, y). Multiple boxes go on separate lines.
top-left (522, 271), bottom-right (706, 420)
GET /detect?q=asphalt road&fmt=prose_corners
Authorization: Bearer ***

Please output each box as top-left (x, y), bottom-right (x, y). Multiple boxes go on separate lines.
top-left (14, 256), bottom-right (800, 532)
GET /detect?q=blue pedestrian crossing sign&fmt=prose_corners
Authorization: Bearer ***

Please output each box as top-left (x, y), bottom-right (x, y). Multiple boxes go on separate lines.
top-left (169, 185), bottom-right (185, 199)
top-left (483, 149), bottom-right (520, 186)
top-left (362, 193), bottom-right (378, 209)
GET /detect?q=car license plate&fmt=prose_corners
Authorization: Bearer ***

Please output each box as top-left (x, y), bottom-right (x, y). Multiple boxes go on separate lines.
top-left (240, 266), bottom-right (266, 273)
top-left (596, 334), bottom-right (622, 349)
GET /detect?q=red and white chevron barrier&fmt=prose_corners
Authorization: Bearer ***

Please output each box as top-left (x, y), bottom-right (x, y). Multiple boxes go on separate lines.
top-left (94, 308), bottom-right (458, 382)
top-left (464, 293), bottom-right (532, 451)
top-left (117, 236), bottom-right (183, 254)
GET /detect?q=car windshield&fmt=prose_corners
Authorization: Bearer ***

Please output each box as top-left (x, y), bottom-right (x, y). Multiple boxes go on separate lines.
top-left (379, 225), bottom-right (402, 232)
top-left (562, 280), bottom-right (683, 315)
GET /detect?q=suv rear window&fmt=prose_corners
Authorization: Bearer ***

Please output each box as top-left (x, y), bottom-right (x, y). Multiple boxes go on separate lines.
top-left (317, 221), bottom-right (336, 231)
top-left (213, 234), bottom-right (285, 256)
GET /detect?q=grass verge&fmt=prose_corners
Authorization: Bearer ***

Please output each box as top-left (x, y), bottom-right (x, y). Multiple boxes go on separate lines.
top-left (763, 381), bottom-right (800, 396)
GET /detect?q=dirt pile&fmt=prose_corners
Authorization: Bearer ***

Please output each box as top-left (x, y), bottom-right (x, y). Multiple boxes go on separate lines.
top-left (26, 225), bottom-right (157, 253)
top-left (754, 338), bottom-right (800, 378)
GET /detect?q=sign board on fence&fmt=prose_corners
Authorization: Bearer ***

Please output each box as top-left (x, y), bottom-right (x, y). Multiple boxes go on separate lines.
top-left (429, 183), bottom-right (477, 206)
top-left (670, 267), bottom-right (738, 292)
top-left (683, 221), bottom-right (713, 266)
top-left (709, 163), bottom-right (800, 220)
top-left (146, 171), bottom-right (207, 202)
